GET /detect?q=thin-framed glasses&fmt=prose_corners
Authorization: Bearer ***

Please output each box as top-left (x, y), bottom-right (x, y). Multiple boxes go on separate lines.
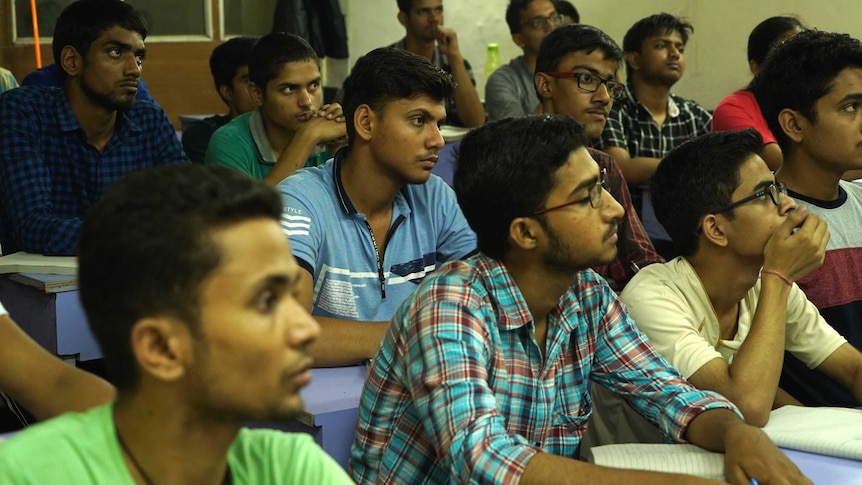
top-left (542, 71), bottom-right (625, 99)
top-left (522, 13), bottom-right (564, 30)
top-left (533, 168), bottom-right (607, 215)
top-left (713, 182), bottom-right (788, 214)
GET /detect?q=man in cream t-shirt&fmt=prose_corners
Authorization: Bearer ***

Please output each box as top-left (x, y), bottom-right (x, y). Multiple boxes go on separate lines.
top-left (621, 129), bottom-right (862, 427)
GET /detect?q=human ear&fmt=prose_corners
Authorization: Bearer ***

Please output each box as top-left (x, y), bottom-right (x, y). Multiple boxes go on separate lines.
top-left (535, 73), bottom-right (553, 99)
top-left (218, 84), bottom-right (233, 104)
top-left (509, 216), bottom-right (541, 250)
top-left (59, 45), bottom-right (82, 77)
top-left (625, 52), bottom-right (640, 72)
top-left (512, 33), bottom-right (526, 50)
top-left (777, 109), bottom-right (805, 144)
top-left (700, 214), bottom-right (729, 248)
top-left (249, 82), bottom-right (264, 106)
top-left (354, 104), bottom-right (375, 142)
top-left (130, 317), bottom-right (192, 383)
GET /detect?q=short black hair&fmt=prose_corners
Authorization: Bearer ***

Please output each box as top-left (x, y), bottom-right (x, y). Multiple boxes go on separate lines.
top-left (341, 47), bottom-right (455, 151)
top-left (52, 0), bottom-right (148, 79)
top-left (651, 129), bottom-right (764, 257)
top-left (454, 115), bottom-right (589, 260)
top-left (552, 0), bottom-right (579, 23)
top-left (505, 0), bottom-right (536, 35)
top-left (78, 164), bottom-right (283, 391)
top-left (622, 13), bottom-right (693, 78)
top-left (396, 0), bottom-right (413, 13)
top-left (755, 30), bottom-right (862, 153)
top-left (535, 24), bottom-right (622, 98)
top-left (210, 36), bottom-right (258, 94)
top-left (248, 32), bottom-right (319, 90)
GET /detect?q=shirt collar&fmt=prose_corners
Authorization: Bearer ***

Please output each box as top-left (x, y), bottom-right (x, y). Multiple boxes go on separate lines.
top-left (56, 89), bottom-right (142, 140)
top-left (331, 149), bottom-right (413, 219)
top-left (624, 82), bottom-right (681, 119)
top-left (249, 109), bottom-right (277, 164)
top-left (477, 254), bottom-right (583, 334)
top-left (332, 148), bottom-right (357, 214)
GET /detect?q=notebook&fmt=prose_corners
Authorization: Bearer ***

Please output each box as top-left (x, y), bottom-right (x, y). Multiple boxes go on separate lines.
top-left (588, 406), bottom-right (862, 479)
top-left (0, 252), bottom-right (77, 276)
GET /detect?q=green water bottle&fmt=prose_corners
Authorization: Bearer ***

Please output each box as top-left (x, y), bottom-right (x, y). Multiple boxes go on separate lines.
top-left (484, 43), bottom-right (500, 81)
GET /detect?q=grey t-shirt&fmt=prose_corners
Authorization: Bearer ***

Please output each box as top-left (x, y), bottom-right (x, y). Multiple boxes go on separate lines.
top-left (485, 55), bottom-right (539, 121)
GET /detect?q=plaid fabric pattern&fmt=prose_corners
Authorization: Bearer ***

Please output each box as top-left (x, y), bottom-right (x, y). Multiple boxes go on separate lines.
top-left (0, 86), bottom-right (188, 255)
top-left (350, 254), bottom-right (737, 484)
top-left (596, 84), bottom-right (712, 213)
top-left (589, 148), bottom-right (663, 288)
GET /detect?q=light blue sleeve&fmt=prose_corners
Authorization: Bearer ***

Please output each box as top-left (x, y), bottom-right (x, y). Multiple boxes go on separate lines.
top-left (428, 176), bottom-right (477, 262)
top-left (277, 173), bottom-right (323, 273)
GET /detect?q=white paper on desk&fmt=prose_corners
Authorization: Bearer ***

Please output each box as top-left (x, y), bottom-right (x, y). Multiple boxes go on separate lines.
top-left (763, 406), bottom-right (862, 460)
top-left (588, 443), bottom-right (725, 480)
top-left (0, 251), bottom-right (77, 275)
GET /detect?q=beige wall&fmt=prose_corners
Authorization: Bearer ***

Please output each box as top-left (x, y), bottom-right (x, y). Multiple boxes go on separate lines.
top-left (342, 0), bottom-right (862, 110)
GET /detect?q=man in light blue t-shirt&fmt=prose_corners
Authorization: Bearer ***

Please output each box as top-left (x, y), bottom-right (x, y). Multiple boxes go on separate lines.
top-left (0, 162), bottom-right (351, 484)
top-left (279, 47), bottom-right (477, 367)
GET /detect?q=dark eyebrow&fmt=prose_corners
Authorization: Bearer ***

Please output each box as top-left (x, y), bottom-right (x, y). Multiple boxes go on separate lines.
top-left (105, 41), bottom-right (133, 51)
top-left (275, 76), bottom-right (321, 91)
top-left (571, 65), bottom-right (616, 80)
top-left (566, 171), bottom-right (600, 199)
top-left (749, 180), bottom-right (776, 193)
top-left (571, 65), bottom-right (600, 75)
top-left (105, 40), bottom-right (146, 56)
top-left (837, 93), bottom-right (862, 105)
top-left (408, 108), bottom-right (446, 123)
top-left (249, 274), bottom-right (291, 299)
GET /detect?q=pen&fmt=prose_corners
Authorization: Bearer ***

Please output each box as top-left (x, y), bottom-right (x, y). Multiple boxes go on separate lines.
top-left (749, 478), bottom-right (759, 485)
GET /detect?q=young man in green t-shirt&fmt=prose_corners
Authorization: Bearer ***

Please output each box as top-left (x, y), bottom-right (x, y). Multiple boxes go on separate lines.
top-left (0, 164), bottom-right (352, 484)
top-left (206, 33), bottom-right (346, 186)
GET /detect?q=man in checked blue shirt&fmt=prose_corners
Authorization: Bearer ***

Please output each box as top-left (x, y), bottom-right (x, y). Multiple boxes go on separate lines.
top-left (0, 0), bottom-right (187, 256)
top-left (350, 116), bottom-right (809, 484)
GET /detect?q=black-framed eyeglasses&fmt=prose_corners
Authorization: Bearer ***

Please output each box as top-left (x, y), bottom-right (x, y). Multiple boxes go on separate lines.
top-left (713, 182), bottom-right (788, 214)
top-left (522, 13), bottom-right (564, 30)
top-left (533, 168), bottom-right (607, 215)
top-left (542, 71), bottom-right (625, 99)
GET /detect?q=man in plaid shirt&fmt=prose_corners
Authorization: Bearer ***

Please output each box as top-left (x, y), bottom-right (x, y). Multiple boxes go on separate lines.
top-left (0, 0), bottom-right (187, 256)
top-left (535, 23), bottom-right (662, 289)
top-left (597, 13), bottom-right (712, 261)
top-left (349, 115), bottom-right (807, 484)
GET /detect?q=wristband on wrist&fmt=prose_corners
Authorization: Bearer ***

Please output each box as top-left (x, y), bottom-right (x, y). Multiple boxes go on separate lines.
top-left (761, 268), bottom-right (793, 286)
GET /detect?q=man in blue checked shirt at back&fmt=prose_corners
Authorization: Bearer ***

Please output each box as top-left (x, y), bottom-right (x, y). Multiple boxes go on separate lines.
top-left (350, 115), bottom-right (809, 484)
top-left (0, 0), bottom-right (187, 256)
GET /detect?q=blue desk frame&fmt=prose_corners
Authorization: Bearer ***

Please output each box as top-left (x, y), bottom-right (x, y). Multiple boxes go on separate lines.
top-left (0, 274), bottom-right (101, 363)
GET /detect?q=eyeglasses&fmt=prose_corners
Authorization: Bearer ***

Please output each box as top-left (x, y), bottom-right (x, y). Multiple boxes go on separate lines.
top-left (522, 13), bottom-right (564, 30)
top-left (542, 71), bottom-right (625, 99)
top-left (713, 182), bottom-right (788, 214)
top-left (533, 168), bottom-right (607, 215)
